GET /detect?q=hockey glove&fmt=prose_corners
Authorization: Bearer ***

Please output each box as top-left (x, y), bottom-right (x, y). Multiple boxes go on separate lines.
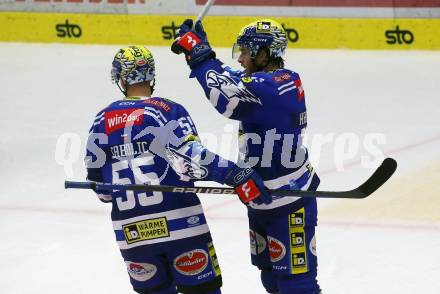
top-left (89, 181), bottom-right (112, 203)
top-left (224, 166), bottom-right (272, 205)
top-left (171, 19), bottom-right (215, 68)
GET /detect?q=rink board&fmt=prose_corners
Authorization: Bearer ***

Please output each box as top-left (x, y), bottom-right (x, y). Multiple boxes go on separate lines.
top-left (1, 12), bottom-right (440, 49)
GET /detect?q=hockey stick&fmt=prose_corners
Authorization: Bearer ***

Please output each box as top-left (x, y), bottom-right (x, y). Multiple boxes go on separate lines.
top-left (195, 0), bottom-right (216, 24)
top-left (65, 158), bottom-right (397, 199)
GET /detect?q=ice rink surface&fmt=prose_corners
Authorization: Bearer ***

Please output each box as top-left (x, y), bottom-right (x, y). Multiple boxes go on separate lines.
top-left (1, 43), bottom-right (439, 293)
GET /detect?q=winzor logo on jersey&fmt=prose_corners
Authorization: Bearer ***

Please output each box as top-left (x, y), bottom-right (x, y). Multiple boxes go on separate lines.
top-left (206, 70), bottom-right (261, 105)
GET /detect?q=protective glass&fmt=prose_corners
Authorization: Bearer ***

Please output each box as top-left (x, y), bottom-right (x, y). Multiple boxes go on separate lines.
top-left (232, 43), bottom-right (241, 59)
top-left (232, 44), bottom-right (253, 59)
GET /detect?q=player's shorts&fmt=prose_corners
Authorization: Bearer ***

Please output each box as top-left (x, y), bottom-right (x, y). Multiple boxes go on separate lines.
top-left (120, 234), bottom-right (222, 293)
top-left (249, 198), bottom-right (318, 276)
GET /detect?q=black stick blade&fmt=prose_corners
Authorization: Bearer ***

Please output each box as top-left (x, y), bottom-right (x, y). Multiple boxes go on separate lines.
top-left (64, 158), bottom-right (397, 199)
top-left (357, 157), bottom-right (398, 198)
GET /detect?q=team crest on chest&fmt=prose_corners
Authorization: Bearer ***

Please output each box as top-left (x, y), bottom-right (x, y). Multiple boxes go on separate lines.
top-left (206, 70), bottom-right (262, 105)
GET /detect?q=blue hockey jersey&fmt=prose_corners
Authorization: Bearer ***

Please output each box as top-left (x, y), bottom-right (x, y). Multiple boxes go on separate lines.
top-left (85, 96), bottom-right (235, 251)
top-left (190, 59), bottom-right (320, 217)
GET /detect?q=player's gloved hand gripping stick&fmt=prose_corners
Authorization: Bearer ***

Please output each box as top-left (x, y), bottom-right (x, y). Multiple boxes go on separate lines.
top-left (171, 0), bottom-right (216, 67)
top-left (171, 19), bottom-right (215, 68)
top-left (171, 0), bottom-right (215, 51)
top-left (223, 166), bottom-right (272, 205)
top-left (66, 158), bottom-right (398, 199)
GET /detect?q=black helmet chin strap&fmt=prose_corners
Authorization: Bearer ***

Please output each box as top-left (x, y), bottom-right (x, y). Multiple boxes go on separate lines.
top-left (116, 80), bottom-right (127, 96)
top-left (150, 79), bottom-right (156, 95)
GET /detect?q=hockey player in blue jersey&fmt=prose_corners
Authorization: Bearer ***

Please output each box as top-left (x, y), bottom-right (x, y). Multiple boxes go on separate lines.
top-left (85, 45), bottom-right (272, 294)
top-left (172, 19), bottom-right (321, 293)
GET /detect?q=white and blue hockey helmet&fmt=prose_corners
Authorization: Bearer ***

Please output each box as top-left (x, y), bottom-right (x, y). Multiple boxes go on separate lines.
top-left (111, 45), bottom-right (155, 86)
top-left (232, 19), bottom-right (288, 59)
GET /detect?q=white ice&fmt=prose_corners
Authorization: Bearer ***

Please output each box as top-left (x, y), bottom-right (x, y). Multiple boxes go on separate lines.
top-left (0, 43), bottom-right (439, 293)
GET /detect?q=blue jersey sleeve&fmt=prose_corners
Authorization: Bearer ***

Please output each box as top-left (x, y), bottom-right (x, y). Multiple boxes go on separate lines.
top-left (85, 98), bottom-right (237, 196)
top-left (131, 100), bottom-right (238, 184)
top-left (85, 110), bottom-right (112, 203)
top-left (163, 103), bottom-right (236, 183)
top-left (190, 59), bottom-right (307, 128)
